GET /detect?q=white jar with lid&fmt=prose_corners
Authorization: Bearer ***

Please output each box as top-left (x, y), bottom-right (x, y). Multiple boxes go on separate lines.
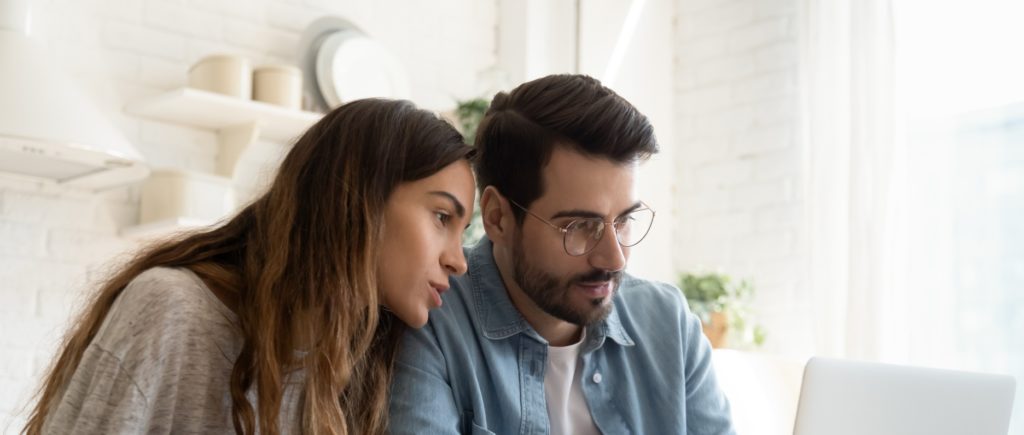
top-left (188, 54), bottom-right (252, 99)
top-left (140, 169), bottom-right (235, 225)
top-left (253, 64), bottom-right (303, 109)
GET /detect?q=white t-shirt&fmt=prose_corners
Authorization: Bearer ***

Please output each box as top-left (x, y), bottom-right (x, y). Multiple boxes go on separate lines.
top-left (544, 329), bottom-right (601, 435)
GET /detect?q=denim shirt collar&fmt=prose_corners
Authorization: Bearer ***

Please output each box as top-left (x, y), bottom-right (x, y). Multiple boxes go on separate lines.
top-left (467, 238), bottom-right (635, 348)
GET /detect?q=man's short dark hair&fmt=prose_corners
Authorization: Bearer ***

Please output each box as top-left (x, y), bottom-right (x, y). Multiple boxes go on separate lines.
top-left (473, 74), bottom-right (659, 223)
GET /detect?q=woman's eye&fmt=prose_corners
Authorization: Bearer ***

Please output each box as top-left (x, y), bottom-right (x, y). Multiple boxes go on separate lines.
top-left (435, 211), bottom-right (451, 225)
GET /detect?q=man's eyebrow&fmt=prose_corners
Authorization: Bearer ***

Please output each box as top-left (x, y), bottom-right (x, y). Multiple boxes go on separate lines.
top-left (550, 209), bottom-right (603, 220)
top-left (618, 202), bottom-right (644, 217)
top-left (428, 191), bottom-right (466, 218)
top-left (549, 201), bottom-right (643, 220)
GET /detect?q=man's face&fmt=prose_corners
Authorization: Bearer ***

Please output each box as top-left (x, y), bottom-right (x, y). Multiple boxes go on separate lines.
top-left (510, 147), bottom-right (640, 326)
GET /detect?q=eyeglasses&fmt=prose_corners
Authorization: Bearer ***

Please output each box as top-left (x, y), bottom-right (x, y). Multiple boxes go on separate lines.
top-left (507, 198), bottom-right (655, 256)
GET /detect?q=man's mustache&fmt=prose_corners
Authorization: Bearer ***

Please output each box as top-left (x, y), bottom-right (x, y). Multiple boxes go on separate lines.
top-left (570, 269), bottom-right (622, 285)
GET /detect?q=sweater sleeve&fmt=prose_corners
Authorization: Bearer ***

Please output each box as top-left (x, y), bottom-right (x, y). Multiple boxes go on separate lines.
top-left (41, 345), bottom-right (150, 434)
top-left (41, 267), bottom-right (242, 434)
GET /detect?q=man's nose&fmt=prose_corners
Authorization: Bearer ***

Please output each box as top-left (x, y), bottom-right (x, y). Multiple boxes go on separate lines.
top-left (587, 224), bottom-right (626, 272)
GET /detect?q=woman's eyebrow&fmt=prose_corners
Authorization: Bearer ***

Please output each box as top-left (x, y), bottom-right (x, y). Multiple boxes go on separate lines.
top-left (428, 191), bottom-right (466, 218)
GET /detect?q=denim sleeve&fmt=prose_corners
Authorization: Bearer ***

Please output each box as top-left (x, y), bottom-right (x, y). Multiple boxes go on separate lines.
top-left (388, 322), bottom-right (462, 434)
top-left (680, 296), bottom-right (737, 435)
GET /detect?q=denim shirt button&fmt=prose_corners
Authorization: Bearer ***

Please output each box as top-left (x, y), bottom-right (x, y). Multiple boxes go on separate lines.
top-left (592, 372), bottom-right (603, 384)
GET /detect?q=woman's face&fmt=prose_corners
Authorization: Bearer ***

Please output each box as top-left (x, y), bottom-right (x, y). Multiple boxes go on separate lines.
top-left (378, 159), bottom-right (476, 328)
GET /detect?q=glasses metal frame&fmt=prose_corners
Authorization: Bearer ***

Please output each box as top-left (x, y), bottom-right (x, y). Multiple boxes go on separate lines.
top-left (507, 197), bottom-right (655, 256)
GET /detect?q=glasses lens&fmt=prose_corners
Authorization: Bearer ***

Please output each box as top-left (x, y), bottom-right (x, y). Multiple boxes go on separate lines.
top-left (616, 208), bottom-right (654, 247)
top-left (561, 208), bottom-right (655, 256)
top-left (564, 219), bottom-right (604, 256)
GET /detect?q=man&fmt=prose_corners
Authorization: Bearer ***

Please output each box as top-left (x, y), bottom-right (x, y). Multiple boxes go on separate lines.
top-left (389, 74), bottom-right (735, 434)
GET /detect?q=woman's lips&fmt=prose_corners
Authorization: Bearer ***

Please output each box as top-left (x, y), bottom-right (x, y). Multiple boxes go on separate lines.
top-left (429, 282), bottom-right (449, 307)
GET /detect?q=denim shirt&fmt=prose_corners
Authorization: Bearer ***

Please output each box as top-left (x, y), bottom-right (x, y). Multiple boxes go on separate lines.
top-left (388, 239), bottom-right (735, 435)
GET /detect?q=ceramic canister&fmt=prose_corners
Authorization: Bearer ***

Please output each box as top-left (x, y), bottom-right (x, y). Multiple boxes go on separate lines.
top-left (253, 64), bottom-right (302, 109)
top-left (188, 54), bottom-right (252, 99)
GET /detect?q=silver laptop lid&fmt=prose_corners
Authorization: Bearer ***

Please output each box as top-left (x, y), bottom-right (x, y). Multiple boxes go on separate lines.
top-left (793, 357), bottom-right (1016, 435)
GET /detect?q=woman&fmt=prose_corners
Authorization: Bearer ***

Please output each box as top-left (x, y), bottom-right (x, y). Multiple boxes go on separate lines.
top-left (22, 99), bottom-right (476, 435)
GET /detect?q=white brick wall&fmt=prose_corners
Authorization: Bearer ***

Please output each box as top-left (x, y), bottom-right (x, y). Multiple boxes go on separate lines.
top-left (1, 0), bottom-right (818, 428)
top-left (674, 0), bottom-right (810, 355)
top-left (0, 0), bottom-right (496, 431)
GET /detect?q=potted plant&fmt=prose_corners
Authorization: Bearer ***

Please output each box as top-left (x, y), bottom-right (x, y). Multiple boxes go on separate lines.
top-left (454, 98), bottom-right (490, 145)
top-left (452, 97), bottom-right (490, 245)
top-left (677, 272), bottom-right (766, 349)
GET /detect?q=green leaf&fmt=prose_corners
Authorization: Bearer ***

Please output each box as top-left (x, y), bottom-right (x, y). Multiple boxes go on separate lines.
top-left (676, 271), bottom-right (767, 349)
top-left (454, 98), bottom-right (490, 144)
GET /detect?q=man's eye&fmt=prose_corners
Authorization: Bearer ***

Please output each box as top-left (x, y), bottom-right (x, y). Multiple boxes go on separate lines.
top-left (564, 221), bottom-right (585, 231)
top-left (567, 219), bottom-right (601, 233)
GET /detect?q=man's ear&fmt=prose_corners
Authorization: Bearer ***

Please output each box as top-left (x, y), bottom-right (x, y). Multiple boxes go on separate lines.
top-left (480, 186), bottom-right (514, 247)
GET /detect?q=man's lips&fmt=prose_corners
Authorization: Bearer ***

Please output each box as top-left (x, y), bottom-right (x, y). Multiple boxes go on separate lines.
top-left (574, 281), bottom-right (613, 298)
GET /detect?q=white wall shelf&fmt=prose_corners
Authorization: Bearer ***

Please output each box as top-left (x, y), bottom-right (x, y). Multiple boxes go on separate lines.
top-left (123, 88), bottom-right (322, 237)
top-left (126, 87), bottom-right (322, 178)
top-left (126, 87), bottom-right (322, 143)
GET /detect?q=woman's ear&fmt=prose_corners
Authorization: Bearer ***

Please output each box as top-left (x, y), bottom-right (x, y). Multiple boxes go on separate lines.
top-left (480, 186), bottom-right (513, 247)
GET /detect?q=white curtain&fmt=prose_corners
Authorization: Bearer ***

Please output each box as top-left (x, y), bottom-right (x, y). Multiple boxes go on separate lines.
top-left (795, 0), bottom-right (1022, 431)
top-left (798, 0), bottom-right (909, 361)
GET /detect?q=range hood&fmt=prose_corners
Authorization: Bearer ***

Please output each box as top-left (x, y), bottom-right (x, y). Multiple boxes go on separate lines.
top-left (0, 0), bottom-right (148, 190)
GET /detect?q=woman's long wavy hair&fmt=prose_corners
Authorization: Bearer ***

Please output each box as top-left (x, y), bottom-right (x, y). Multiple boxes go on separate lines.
top-left (22, 99), bottom-right (473, 435)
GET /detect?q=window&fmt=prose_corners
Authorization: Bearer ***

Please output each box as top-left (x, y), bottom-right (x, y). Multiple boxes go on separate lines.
top-left (895, 1), bottom-right (1024, 430)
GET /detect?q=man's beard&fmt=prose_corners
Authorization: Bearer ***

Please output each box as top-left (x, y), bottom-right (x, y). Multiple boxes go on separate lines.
top-left (511, 237), bottom-right (620, 326)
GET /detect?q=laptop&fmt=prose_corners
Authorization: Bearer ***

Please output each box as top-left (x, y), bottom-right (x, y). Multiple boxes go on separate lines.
top-left (793, 357), bottom-right (1016, 435)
